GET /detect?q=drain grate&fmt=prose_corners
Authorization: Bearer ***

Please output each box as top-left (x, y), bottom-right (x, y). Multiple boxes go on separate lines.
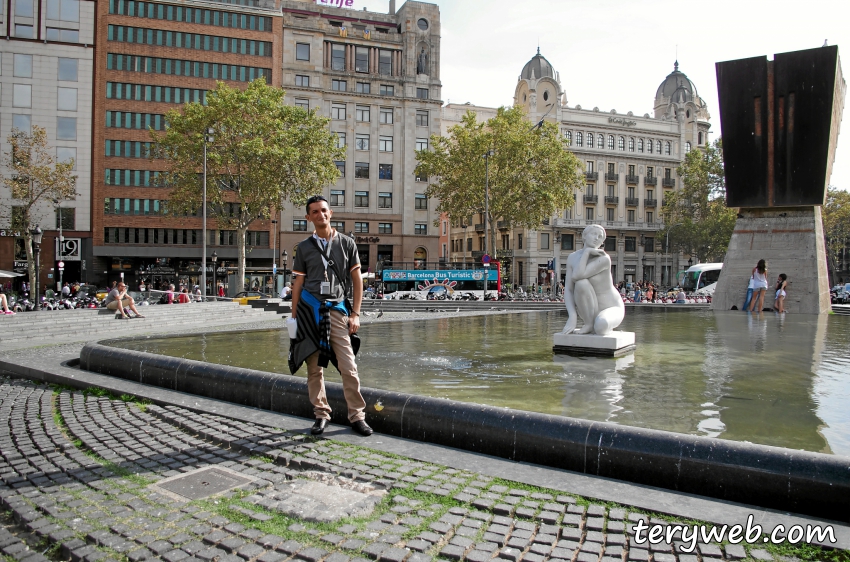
top-left (151, 466), bottom-right (255, 501)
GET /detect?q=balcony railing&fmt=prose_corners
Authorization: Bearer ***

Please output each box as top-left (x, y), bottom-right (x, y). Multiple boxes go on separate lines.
top-left (495, 249), bottom-right (513, 258)
top-left (662, 178), bottom-right (676, 187)
top-left (625, 197), bottom-right (640, 206)
top-left (626, 175), bottom-right (639, 184)
top-left (644, 199), bottom-right (657, 208)
top-left (497, 221), bottom-right (510, 230)
top-left (585, 171), bottom-right (598, 181)
top-left (645, 176), bottom-right (658, 186)
top-left (474, 223), bottom-right (485, 231)
top-left (552, 218), bottom-right (581, 227)
top-left (583, 195), bottom-right (598, 204)
top-left (604, 196), bottom-right (619, 204)
top-left (605, 172), bottom-right (619, 181)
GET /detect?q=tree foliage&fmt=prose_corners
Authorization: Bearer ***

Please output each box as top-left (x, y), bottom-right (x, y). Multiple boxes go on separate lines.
top-left (151, 78), bottom-right (343, 291)
top-left (822, 186), bottom-right (850, 277)
top-left (661, 138), bottom-right (736, 263)
top-left (1, 125), bottom-right (78, 291)
top-left (415, 106), bottom-right (584, 253)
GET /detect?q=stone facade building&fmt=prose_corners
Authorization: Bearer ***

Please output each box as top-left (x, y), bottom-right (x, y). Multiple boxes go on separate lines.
top-left (277, 0), bottom-right (442, 274)
top-left (445, 51), bottom-right (711, 288)
top-left (0, 0), bottom-right (95, 289)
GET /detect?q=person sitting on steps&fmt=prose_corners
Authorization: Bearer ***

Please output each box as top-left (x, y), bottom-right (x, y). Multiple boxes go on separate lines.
top-left (104, 282), bottom-right (145, 319)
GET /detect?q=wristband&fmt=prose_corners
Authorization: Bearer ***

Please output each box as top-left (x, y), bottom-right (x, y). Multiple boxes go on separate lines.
top-left (351, 312), bottom-right (360, 317)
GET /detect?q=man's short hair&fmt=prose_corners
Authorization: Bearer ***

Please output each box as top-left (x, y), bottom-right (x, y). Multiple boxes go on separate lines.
top-left (305, 195), bottom-right (328, 214)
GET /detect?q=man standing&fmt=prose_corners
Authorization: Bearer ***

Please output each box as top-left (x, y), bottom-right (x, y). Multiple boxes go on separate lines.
top-left (289, 195), bottom-right (372, 437)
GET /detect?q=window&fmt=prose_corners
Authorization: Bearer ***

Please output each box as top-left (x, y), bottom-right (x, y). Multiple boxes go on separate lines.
top-left (57, 147), bottom-right (76, 169)
top-left (13, 85), bottom-right (32, 108)
top-left (379, 107), bottom-right (393, 124)
top-left (44, 27), bottom-right (77, 41)
top-left (646, 211), bottom-right (654, 223)
top-left (417, 18), bottom-right (428, 30)
top-left (356, 105), bottom-right (370, 122)
top-left (15, 25), bottom-right (34, 38)
top-left (587, 133), bottom-right (595, 149)
top-left (330, 220), bottom-right (345, 231)
top-left (607, 163), bottom-right (615, 174)
top-left (541, 233), bottom-right (550, 250)
top-left (627, 209), bottom-right (635, 223)
top-left (607, 184), bottom-right (615, 197)
top-left (698, 132), bottom-right (704, 145)
top-left (607, 135), bottom-right (614, 150)
top-left (295, 98), bottom-right (309, 110)
top-left (379, 136), bottom-right (393, 152)
top-left (625, 236), bottom-right (636, 252)
top-left (586, 161), bottom-right (594, 173)
top-left (618, 136), bottom-right (625, 151)
top-left (416, 110), bottom-right (429, 127)
top-left (293, 220), bottom-right (307, 231)
top-left (332, 79), bottom-right (347, 91)
top-left (330, 189), bottom-right (345, 206)
top-left (628, 137), bottom-right (635, 152)
top-left (415, 138), bottom-right (429, 151)
top-left (57, 87), bottom-right (77, 110)
top-left (378, 192), bottom-right (392, 208)
top-left (647, 189), bottom-right (654, 199)
top-left (332, 103), bottom-right (346, 120)
top-left (416, 88), bottom-right (428, 99)
top-left (58, 58), bottom-right (78, 81)
top-left (415, 171), bottom-right (428, 182)
top-left (656, 140), bottom-right (662, 153)
top-left (355, 134), bottom-right (369, 151)
top-left (564, 131), bottom-right (572, 144)
top-left (355, 47), bottom-right (369, 72)
top-left (604, 236), bottom-right (616, 252)
top-left (647, 139), bottom-right (653, 154)
top-left (380, 84), bottom-right (394, 96)
top-left (47, 0), bottom-right (79, 20)
top-left (415, 193), bottom-right (427, 210)
top-left (585, 207), bottom-right (594, 220)
top-left (645, 237), bottom-right (655, 252)
top-left (627, 187), bottom-right (635, 199)
top-left (586, 184), bottom-right (595, 197)
top-left (14, 54), bottom-right (33, 77)
top-left (355, 163), bottom-right (369, 179)
top-left (664, 168), bottom-right (671, 179)
top-left (356, 82), bottom-right (370, 94)
top-left (378, 223), bottom-right (392, 234)
top-left (355, 222), bottom-right (369, 233)
top-left (414, 223), bottom-right (427, 235)
top-left (561, 234), bottom-right (574, 250)
top-left (638, 138), bottom-right (644, 153)
top-left (628, 165), bottom-right (635, 176)
top-left (13, 114), bottom-right (32, 131)
top-left (379, 50), bottom-right (392, 75)
top-left (331, 44), bottom-right (345, 70)
top-left (334, 162), bottom-right (345, 178)
top-left (647, 166), bottom-right (654, 178)
top-left (57, 117), bottom-right (76, 140)
top-left (378, 164), bottom-right (393, 179)
top-left (517, 233), bottom-right (523, 249)
top-left (296, 43), bottom-right (310, 61)
top-left (606, 208), bottom-right (614, 221)
top-left (334, 132), bottom-right (346, 148)
top-left (575, 132), bottom-right (583, 147)
top-left (685, 142), bottom-right (692, 153)
top-left (295, 74), bottom-right (309, 87)
top-left (56, 207), bottom-right (75, 230)
top-left (16, 0), bottom-right (34, 16)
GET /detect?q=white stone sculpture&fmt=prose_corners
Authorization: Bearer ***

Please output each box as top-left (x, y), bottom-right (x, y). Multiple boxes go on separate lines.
top-left (561, 224), bottom-right (625, 335)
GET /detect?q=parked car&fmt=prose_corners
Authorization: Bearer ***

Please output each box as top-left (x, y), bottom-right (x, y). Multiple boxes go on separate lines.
top-left (833, 283), bottom-right (850, 304)
top-left (231, 291), bottom-right (270, 305)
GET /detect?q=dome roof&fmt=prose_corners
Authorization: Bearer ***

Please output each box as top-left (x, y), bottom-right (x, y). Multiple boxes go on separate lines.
top-left (655, 61), bottom-right (699, 104)
top-left (521, 48), bottom-right (556, 81)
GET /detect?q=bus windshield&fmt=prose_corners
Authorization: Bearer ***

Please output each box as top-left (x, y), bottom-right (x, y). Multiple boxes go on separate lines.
top-left (682, 271), bottom-right (700, 291)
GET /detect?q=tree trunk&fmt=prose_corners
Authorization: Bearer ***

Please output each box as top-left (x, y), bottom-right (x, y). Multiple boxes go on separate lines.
top-left (237, 227), bottom-right (247, 293)
top-left (24, 234), bottom-right (35, 299)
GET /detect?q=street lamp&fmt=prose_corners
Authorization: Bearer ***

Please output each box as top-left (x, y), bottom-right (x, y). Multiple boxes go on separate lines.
top-left (54, 199), bottom-right (64, 291)
top-left (640, 233), bottom-right (646, 282)
top-left (282, 250), bottom-right (288, 287)
top-left (272, 219), bottom-right (278, 296)
top-left (201, 127), bottom-right (214, 301)
top-left (482, 150), bottom-right (495, 258)
top-left (30, 226), bottom-right (43, 310)
top-left (211, 251), bottom-right (218, 298)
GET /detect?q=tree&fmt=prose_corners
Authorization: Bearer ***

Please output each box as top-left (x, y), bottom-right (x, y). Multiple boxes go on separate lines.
top-left (415, 106), bottom-right (584, 254)
top-left (822, 186), bottom-right (850, 280)
top-left (151, 78), bottom-right (343, 291)
top-left (661, 138), bottom-right (736, 263)
top-left (1, 126), bottom-right (78, 292)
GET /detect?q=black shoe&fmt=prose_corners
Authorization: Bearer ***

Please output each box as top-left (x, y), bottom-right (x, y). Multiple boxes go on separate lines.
top-left (311, 418), bottom-right (328, 435)
top-left (351, 420), bottom-right (373, 436)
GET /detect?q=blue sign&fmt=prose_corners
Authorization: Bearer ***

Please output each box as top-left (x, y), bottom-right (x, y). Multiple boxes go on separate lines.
top-left (382, 269), bottom-right (498, 282)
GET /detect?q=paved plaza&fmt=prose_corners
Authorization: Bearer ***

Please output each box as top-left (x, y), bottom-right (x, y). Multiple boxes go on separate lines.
top-left (1, 308), bottom-right (848, 562)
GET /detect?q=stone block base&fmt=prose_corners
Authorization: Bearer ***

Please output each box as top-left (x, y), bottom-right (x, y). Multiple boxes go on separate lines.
top-left (552, 331), bottom-right (636, 357)
top-left (710, 207), bottom-right (830, 314)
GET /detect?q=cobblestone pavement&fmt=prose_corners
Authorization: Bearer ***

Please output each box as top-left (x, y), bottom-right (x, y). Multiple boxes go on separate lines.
top-left (1, 377), bottom-right (800, 562)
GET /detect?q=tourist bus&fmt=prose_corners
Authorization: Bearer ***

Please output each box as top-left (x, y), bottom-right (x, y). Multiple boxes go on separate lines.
top-left (381, 263), bottom-right (501, 300)
top-left (680, 263), bottom-right (723, 294)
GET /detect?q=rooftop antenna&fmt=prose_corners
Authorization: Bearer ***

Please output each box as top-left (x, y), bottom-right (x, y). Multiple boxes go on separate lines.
top-left (824, 39), bottom-right (829, 47)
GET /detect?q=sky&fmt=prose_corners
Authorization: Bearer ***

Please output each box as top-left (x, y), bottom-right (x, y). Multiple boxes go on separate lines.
top-left (353, 0), bottom-right (850, 191)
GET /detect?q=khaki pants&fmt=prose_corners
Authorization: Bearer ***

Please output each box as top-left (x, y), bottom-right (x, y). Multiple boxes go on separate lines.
top-left (106, 298), bottom-right (132, 311)
top-left (306, 309), bottom-right (366, 422)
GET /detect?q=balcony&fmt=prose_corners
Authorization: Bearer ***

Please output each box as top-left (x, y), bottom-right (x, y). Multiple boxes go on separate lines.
top-left (625, 197), bottom-right (640, 206)
top-left (583, 195), bottom-right (598, 204)
top-left (585, 171), bottom-right (598, 181)
top-left (644, 199), bottom-right (657, 208)
top-left (604, 196), bottom-right (619, 204)
top-left (605, 172), bottom-right (619, 181)
top-left (553, 218), bottom-right (581, 227)
top-left (495, 249), bottom-right (513, 258)
top-left (662, 178), bottom-right (676, 188)
top-left (626, 175), bottom-right (640, 184)
top-left (497, 221), bottom-right (511, 230)
top-left (474, 223), bottom-right (485, 231)
top-left (645, 176), bottom-right (657, 186)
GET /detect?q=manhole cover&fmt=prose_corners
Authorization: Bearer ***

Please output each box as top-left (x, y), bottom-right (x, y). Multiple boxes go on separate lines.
top-left (151, 466), bottom-right (255, 501)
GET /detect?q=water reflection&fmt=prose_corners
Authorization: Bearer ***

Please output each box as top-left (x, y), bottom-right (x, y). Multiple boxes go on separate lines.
top-left (110, 309), bottom-right (850, 456)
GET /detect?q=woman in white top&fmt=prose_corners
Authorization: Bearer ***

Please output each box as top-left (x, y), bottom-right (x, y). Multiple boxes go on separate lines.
top-left (747, 259), bottom-right (769, 312)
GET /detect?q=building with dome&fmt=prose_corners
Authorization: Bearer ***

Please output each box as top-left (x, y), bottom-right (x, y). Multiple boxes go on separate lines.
top-left (443, 51), bottom-right (712, 288)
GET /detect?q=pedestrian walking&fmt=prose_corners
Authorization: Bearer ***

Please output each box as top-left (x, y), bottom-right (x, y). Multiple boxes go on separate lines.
top-left (288, 195), bottom-right (372, 437)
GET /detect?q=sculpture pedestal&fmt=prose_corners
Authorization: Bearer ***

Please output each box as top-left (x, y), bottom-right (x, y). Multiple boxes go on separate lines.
top-left (553, 331), bottom-right (635, 357)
